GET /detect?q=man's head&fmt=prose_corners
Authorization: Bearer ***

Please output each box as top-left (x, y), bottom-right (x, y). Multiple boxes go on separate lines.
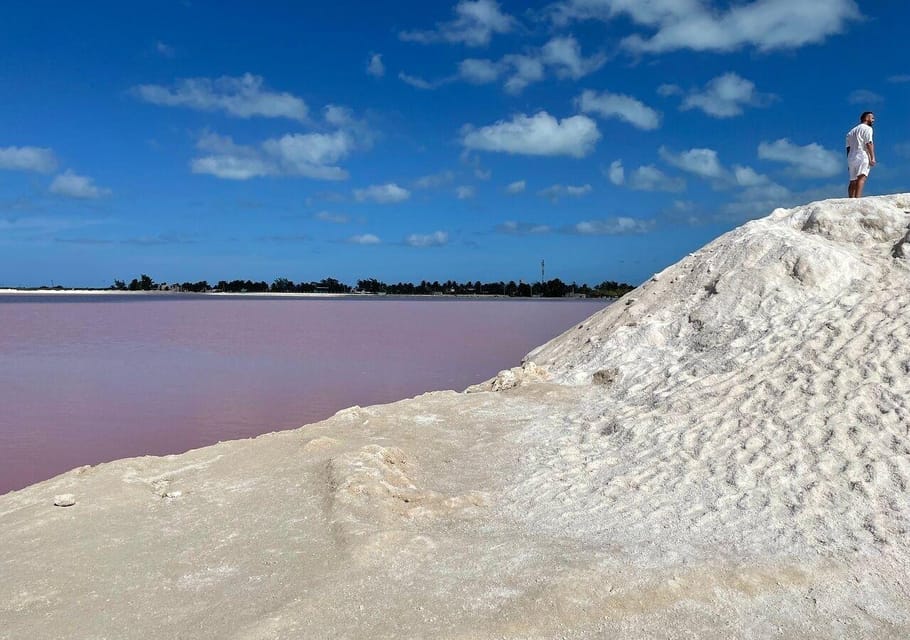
top-left (860, 111), bottom-right (875, 125)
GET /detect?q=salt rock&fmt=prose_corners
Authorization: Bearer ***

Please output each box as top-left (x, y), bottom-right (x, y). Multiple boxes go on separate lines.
top-left (53, 494), bottom-right (76, 507)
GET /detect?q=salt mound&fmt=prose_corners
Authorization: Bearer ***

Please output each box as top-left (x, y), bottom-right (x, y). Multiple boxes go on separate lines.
top-left (528, 195), bottom-right (910, 385)
top-left (490, 194), bottom-right (910, 559)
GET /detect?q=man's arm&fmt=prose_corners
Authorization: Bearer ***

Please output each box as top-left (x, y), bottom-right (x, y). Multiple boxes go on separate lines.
top-left (866, 141), bottom-right (876, 166)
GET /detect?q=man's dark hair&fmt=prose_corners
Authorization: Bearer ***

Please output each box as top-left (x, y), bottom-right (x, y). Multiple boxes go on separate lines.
top-left (860, 111), bottom-right (874, 122)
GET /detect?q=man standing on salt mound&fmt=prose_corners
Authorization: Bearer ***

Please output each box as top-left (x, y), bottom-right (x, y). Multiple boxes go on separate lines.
top-left (846, 111), bottom-right (876, 197)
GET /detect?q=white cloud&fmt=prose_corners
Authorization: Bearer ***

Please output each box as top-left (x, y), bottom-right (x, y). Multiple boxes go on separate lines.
top-left (656, 145), bottom-right (799, 210)
top-left (191, 132), bottom-right (273, 180)
top-left (657, 83), bottom-right (682, 96)
top-left (578, 89), bottom-right (661, 130)
top-left (49, 170), bottom-right (111, 199)
top-left (192, 131), bottom-right (352, 181)
top-left (474, 167), bottom-right (492, 180)
top-left (757, 138), bottom-right (841, 178)
top-left (133, 73), bottom-right (308, 121)
top-left (888, 74), bottom-right (910, 84)
top-left (322, 105), bottom-right (375, 149)
top-left (552, 0), bottom-right (862, 54)
top-left (355, 183), bottom-right (411, 203)
top-left (848, 89), bottom-right (883, 105)
top-left (191, 154), bottom-right (273, 180)
top-left (658, 145), bottom-right (779, 192)
top-left (498, 221), bottom-right (551, 234)
top-left (550, 0), bottom-right (701, 25)
top-left (315, 211), bottom-right (350, 224)
top-left (501, 54), bottom-right (546, 93)
top-left (606, 160), bottom-right (683, 191)
top-left (731, 165), bottom-right (770, 187)
top-left (262, 131), bottom-right (354, 180)
top-left (348, 233), bottom-right (381, 245)
top-left (190, 107), bottom-right (371, 182)
top-left (538, 183), bottom-right (592, 202)
top-left (540, 36), bottom-right (607, 79)
top-left (0, 146), bottom-right (57, 173)
top-left (406, 231), bottom-right (449, 247)
top-left (400, 0), bottom-right (515, 47)
top-left (398, 72), bottom-right (441, 90)
top-left (461, 111), bottom-right (600, 158)
top-left (459, 58), bottom-right (501, 83)
top-left (451, 36), bottom-right (602, 93)
top-left (680, 73), bottom-right (775, 118)
top-left (323, 105), bottom-right (350, 127)
top-left (456, 185), bottom-right (476, 199)
top-left (506, 179), bottom-right (526, 194)
top-left (606, 160), bottom-right (625, 185)
top-left (506, 36), bottom-right (602, 93)
top-left (367, 53), bottom-right (385, 78)
top-left (401, 35), bottom-right (602, 94)
top-left (567, 184), bottom-right (592, 197)
top-left (659, 146), bottom-right (725, 179)
top-left (571, 217), bottom-right (655, 235)
top-left (414, 170), bottom-right (456, 189)
top-left (627, 165), bottom-right (685, 191)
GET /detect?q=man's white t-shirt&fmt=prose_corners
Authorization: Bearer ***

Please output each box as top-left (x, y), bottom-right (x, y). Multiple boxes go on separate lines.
top-left (846, 123), bottom-right (874, 162)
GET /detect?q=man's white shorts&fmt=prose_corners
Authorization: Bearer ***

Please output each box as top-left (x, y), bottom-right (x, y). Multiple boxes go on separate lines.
top-left (849, 157), bottom-right (870, 181)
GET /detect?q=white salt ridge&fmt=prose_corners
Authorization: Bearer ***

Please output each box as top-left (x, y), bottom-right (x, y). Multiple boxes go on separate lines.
top-left (492, 194), bottom-right (910, 561)
top-left (3, 194), bottom-right (910, 638)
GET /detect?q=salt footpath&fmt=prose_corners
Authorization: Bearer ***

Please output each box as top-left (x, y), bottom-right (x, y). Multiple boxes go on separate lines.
top-left (2, 194), bottom-right (910, 638)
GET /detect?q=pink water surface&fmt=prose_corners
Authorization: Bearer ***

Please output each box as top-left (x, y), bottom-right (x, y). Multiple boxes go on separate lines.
top-left (0, 294), bottom-right (607, 494)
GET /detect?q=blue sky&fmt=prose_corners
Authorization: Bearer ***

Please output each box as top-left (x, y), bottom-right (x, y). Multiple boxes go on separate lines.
top-left (1, 0), bottom-right (907, 288)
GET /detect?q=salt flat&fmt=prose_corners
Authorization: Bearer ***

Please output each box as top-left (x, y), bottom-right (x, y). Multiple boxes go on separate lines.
top-left (2, 195), bottom-right (910, 638)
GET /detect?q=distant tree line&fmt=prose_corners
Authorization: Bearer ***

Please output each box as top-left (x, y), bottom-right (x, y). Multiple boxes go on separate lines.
top-left (352, 278), bottom-right (634, 298)
top-left (111, 274), bottom-right (635, 298)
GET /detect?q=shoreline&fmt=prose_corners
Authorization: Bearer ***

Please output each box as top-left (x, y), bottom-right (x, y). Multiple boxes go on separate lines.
top-left (0, 288), bottom-right (607, 301)
top-left (0, 288), bottom-right (348, 297)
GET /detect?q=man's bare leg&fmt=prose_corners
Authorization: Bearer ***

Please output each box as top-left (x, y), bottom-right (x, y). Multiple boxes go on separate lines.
top-left (854, 174), bottom-right (868, 198)
top-left (848, 179), bottom-right (857, 197)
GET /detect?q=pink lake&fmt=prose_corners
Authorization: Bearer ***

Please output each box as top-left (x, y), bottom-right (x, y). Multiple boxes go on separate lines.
top-left (0, 294), bottom-right (608, 495)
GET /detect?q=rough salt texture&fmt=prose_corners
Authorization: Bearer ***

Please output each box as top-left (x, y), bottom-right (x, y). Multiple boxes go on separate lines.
top-left (505, 195), bottom-right (910, 561)
top-left (3, 195), bottom-right (910, 639)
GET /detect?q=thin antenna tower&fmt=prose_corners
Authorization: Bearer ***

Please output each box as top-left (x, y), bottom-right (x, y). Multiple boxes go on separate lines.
top-left (541, 259), bottom-right (545, 287)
